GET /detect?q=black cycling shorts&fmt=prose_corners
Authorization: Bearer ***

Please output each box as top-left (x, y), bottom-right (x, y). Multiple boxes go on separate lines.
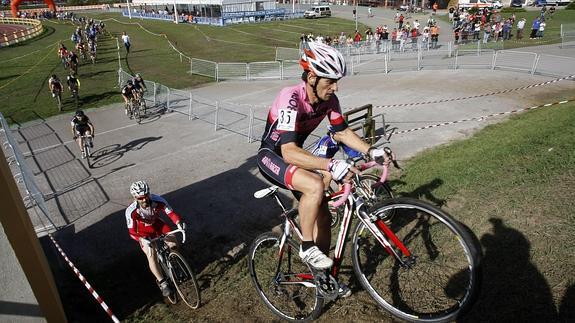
top-left (257, 147), bottom-right (299, 191)
top-left (75, 125), bottom-right (89, 136)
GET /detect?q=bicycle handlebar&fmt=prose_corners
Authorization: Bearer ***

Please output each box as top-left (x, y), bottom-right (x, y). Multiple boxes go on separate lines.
top-left (329, 147), bottom-right (397, 207)
top-left (143, 228), bottom-right (186, 245)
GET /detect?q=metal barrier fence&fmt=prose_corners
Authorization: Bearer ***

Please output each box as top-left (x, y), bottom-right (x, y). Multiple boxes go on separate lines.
top-left (0, 113), bottom-right (56, 234)
top-left (118, 40), bottom-right (575, 144)
top-left (185, 39), bottom-right (573, 81)
top-left (118, 69), bottom-right (268, 142)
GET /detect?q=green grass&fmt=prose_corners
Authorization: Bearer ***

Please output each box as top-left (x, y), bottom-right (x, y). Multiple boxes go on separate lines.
top-left (122, 100), bottom-right (575, 322)
top-left (0, 19), bottom-right (122, 123)
top-left (0, 13), bottom-right (368, 124)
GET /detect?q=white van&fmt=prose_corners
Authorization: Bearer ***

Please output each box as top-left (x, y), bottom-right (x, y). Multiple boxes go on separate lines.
top-left (304, 5), bottom-right (332, 19)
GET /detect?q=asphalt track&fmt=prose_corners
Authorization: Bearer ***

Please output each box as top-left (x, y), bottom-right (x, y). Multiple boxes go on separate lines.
top-left (1, 6), bottom-right (575, 321)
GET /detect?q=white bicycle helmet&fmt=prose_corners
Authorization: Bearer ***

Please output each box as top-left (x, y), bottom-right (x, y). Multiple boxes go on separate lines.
top-left (130, 181), bottom-right (149, 198)
top-left (300, 41), bottom-right (347, 80)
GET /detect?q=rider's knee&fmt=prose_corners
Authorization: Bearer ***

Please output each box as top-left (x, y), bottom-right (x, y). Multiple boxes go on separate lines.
top-left (299, 176), bottom-right (325, 202)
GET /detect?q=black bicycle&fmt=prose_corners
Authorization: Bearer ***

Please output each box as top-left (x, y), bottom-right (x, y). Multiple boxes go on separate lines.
top-left (132, 92), bottom-right (147, 124)
top-left (78, 134), bottom-right (93, 168)
top-left (144, 229), bottom-right (201, 309)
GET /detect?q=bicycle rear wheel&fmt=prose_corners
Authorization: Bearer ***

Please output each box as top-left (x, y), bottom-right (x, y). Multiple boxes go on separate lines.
top-left (351, 197), bottom-right (481, 322)
top-left (248, 232), bottom-right (323, 322)
top-left (168, 251), bottom-right (201, 309)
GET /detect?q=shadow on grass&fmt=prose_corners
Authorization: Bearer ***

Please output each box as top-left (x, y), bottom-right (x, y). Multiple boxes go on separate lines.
top-left (397, 178), bottom-right (446, 207)
top-left (461, 218), bottom-right (558, 321)
top-left (79, 90), bottom-right (119, 106)
top-left (0, 74), bottom-right (20, 82)
top-left (81, 69), bottom-right (115, 78)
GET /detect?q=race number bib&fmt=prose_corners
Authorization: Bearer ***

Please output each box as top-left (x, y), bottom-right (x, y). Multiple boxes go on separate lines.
top-left (316, 145), bottom-right (327, 156)
top-left (276, 109), bottom-right (297, 131)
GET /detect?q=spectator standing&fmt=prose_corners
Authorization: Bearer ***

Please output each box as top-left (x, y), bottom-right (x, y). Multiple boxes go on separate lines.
top-left (121, 31), bottom-right (131, 53)
top-left (473, 22), bottom-right (481, 41)
top-left (483, 23), bottom-right (491, 44)
top-left (411, 27), bottom-right (418, 50)
top-left (537, 19), bottom-right (546, 38)
top-left (421, 26), bottom-right (430, 48)
top-left (338, 32), bottom-right (346, 45)
top-left (414, 19), bottom-right (420, 31)
top-left (530, 17), bottom-right (540, 39)
top-left (353, 30), bottom-right (362, 47)
top-left (432, 2), bottom-right (438, 15)
top-left (391, 28), bottom-right (398, 51)
top-left (502, 20), bottom-right (512, 40)
top-left (516, 18), bottom-right (526, 40)
top-left (430, 24), bottom-right (439, 49)
top-left (398, 14), bottom-right (404, 29)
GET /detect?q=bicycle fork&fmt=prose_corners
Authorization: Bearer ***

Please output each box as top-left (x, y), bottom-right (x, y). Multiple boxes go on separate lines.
top-left (356, 199), bottom-right (416, 269)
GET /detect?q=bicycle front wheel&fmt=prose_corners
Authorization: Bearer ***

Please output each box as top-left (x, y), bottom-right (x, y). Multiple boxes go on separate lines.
top-left (167, 251), bottom-right (201, 309)
top-left (133, 102), bottom-right (141, 123)
top-left (84, 142), bottom-right (91, 168)
top-left (351, 197), bottom-right (481, 322)
top-left (248, 232), bottom-right (323, 322)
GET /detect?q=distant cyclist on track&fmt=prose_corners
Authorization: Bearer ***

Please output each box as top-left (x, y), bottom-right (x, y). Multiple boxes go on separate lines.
top-left (48, 74), bottom-right (63, 97)
top-left (256, 41), bottom-right (389, 297)
top-left (70, 110), bottom-right (94, 156)
top-left (125, 181), bottom-right (188, 297)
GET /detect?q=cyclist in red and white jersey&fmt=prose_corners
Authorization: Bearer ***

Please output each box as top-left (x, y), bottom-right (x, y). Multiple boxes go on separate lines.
top-left (125, 181), bottom-right (187, 297)
top-left (257, 42), bottom-right (389, 280)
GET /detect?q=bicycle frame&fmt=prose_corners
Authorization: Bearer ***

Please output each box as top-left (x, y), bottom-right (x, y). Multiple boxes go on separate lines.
top-left (272, 171), bottom-right (413, 282)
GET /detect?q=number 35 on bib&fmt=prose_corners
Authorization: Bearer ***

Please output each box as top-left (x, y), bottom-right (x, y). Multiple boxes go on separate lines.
top-left (277, 109), bottom-right (297, 131)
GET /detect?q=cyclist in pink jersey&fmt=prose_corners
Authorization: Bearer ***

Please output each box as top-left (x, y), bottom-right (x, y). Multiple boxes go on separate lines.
top-left (257, 42), bottom-right (389, 292)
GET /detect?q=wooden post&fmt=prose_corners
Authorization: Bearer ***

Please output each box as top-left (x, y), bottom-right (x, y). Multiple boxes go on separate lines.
top-left (0, 148), bottom-right (67, 322)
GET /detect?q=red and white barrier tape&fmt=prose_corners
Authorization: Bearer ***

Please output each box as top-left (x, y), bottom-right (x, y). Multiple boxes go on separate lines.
top-left (370, 98), bottom-right (573, 139)
top-left (374, 75), bottom-right (574, 109)
top-left (49, 234), bottom-right (120, 323)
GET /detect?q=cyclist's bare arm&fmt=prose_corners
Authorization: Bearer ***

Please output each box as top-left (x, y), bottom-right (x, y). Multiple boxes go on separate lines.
top-left (88, 122), bottom-right (95, 136)
top-left (70, 126), bottom-right (77, 138)
top-left (281, 142), bottom-right (330, 171)
top-left (332, 128), bottom-right (371, 154)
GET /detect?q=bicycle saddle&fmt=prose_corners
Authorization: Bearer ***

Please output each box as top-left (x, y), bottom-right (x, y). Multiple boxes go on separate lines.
top-left (254, 186), bottom-right (279, 199)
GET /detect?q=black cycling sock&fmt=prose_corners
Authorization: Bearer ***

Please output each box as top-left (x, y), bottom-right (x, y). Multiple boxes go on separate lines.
top-left (301, 240), bottom-right (315, 251)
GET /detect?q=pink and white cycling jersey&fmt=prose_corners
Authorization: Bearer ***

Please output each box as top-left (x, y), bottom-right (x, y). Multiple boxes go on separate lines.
top-left (260, 81), bottom-right (347, 154)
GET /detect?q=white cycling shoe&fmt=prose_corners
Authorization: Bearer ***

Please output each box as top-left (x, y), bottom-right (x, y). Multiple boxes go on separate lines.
top-left (299, 246), bottom-right (333, 270)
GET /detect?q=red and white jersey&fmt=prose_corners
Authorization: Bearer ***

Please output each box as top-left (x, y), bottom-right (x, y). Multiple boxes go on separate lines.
top-left (125, 194), bottom-right (182, 241)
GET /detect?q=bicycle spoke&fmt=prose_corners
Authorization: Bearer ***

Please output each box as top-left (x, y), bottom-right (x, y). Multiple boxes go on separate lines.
top-left (248, 233), bottom-right (322, 321)
top-left (168, 252), bottom-right (200, 309)
top-left (352, 198), bottom-right (480, 322)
